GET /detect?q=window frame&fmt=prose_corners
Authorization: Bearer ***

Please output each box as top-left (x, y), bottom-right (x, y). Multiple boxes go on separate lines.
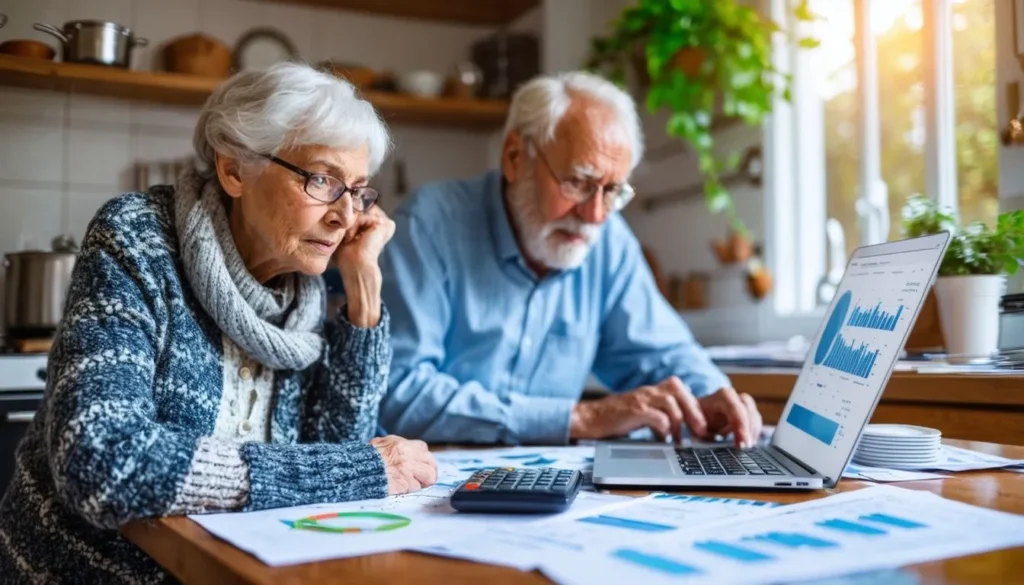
top-left (764, 0), bottom-right (962, 322)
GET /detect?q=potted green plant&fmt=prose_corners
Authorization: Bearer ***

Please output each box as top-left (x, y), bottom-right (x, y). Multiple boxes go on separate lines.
top-left (585, 0), bottom-right (819, 239)
top-left (901, 195), bottom-right (1024, 360)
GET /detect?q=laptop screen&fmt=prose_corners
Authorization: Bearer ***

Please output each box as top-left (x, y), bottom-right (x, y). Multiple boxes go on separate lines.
top-left (771, 232), bottom-right (950, 484)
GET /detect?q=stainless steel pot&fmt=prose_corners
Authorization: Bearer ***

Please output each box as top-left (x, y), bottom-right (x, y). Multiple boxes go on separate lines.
top-left (33, 20), bottom-right (147, 68)
top-left (4, 239), bottom-right (77, 338)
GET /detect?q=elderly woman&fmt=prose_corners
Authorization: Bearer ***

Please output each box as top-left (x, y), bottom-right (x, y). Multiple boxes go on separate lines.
top-left (0, 63), bottom-right (437, 584)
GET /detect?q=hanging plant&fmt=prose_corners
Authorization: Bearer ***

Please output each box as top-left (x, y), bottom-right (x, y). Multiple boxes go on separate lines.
top-left (586, 0), bottom-right (820, 235)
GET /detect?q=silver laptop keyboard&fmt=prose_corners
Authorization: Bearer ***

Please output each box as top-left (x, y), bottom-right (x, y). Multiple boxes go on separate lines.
top-left (675, 447), bottom-right (787, 476)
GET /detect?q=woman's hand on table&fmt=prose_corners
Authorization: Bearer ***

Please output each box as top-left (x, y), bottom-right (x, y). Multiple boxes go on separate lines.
top-left (370, 435), bottom-right (438, 495)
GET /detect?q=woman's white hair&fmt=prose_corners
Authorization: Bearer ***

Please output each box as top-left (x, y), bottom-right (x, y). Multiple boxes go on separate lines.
top-left (193, 62), bottom-right (392, 179)
top-left (503, 71), bottom-right (644, 172)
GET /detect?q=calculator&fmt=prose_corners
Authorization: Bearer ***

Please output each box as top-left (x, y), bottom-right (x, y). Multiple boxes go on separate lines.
top-left (449, 467), bottom-right (583, 514)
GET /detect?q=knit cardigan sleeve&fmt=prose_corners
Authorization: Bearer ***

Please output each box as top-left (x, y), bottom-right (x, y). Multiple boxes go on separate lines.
top-left (238, 306), bottom-right (392, 510)
top-left (46, 219), bottom-right (387, 528)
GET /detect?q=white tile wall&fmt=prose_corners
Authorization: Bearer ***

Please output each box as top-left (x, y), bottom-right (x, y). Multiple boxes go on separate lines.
top-left (68, 192), bottom-right (120, 241)
top-left (131, 104), bottom-right (199, 131)
top-left (0, 87), bottom-right (66, 121)
top-left (0, 187), bottom-right (64, 254)
top-left (262, 2), bottom-right (314, 63)
top-left (199, 0), bottom-right (269, 53)
top-left (0, 0), bottom-right (68, 49)
top-left (0, 119), bottom-right (66, 184)
top-left (132, 0), bottom-right (202, 71)
top-left (69, 94), bottom-right (134, 126)
top-left (0, 0), bottom-right (499, 268)
top-left (135, 132), bottom-right (194, 165)
top-left (308, 8), bottom-right (487, 72)
top-left (66, 125), bottom-right (134, 187)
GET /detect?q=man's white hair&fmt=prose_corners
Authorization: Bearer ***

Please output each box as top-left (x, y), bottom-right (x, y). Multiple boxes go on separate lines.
top-left (503, 71), bottom-right (644, 172)
top-left (193, 62), bottom-right (392, 179)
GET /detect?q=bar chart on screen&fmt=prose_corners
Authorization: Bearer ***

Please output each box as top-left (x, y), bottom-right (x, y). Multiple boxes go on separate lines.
top-left (771, 251), bottom-right (946, 477)
top-left (847, 302), bottom-right (905, 331)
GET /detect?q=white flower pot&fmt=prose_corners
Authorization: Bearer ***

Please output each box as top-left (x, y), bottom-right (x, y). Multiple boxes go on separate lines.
top-left (932, 274), bottom-right (1006, 360)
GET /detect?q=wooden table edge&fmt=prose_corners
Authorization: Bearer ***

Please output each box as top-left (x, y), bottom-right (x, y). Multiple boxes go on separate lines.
top-left (122, 440), bottom-right (1024, 585)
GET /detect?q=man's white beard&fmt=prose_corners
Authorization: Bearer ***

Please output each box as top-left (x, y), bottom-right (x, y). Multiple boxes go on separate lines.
top-left (507, 170), bottom-right (601, 270)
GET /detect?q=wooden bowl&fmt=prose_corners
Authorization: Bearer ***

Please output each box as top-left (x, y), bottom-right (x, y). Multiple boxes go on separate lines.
top-left (163, 34), bottom-right (232, 78)
top-left (0, 40), bottom-right (56, 60)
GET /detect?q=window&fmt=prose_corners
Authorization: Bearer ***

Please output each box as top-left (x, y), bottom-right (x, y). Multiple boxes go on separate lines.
top-left (952, 0), bottom-right (999, 227)
top-left (768, 0), bottom-right (998, 314)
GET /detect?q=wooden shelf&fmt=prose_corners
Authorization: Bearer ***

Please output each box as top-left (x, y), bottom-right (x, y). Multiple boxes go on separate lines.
top-left (264, 0), bottom-right (539, 25)
top-left (0, 55), bottom-right (509, 130)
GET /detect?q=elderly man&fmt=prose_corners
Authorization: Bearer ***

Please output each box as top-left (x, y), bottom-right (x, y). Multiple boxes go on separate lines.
top-left (378, 71), bottom-right (762, 447)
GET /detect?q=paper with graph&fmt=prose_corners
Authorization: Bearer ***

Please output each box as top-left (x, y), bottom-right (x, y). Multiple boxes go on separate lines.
top-left (538, 485), bottom-right (1024, 585)
top-left (190, 483), bottom-right (629, 566)
top-left (417, 493), bottom-right (781, 571)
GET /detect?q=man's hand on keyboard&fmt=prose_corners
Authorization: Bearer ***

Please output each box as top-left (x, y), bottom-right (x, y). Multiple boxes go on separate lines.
top-left (696, 387), bottom-right (763, 449)
top-left (569, 377), bottom-right (708, 442)
top-left (568, 378), bottom-right (763, 447)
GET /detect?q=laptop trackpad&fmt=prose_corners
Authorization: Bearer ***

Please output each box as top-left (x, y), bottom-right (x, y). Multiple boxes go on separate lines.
top-left (610, 448), bottom-right (669, 460)
top-left (609, 447), bottom-right (676, 476)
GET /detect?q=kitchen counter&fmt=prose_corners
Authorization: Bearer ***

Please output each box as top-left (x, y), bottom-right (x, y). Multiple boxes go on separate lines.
top-left (725, 368), bottom-right (1024, 445)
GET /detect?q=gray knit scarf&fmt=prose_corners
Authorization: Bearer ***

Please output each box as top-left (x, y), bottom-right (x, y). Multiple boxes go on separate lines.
top-left (173, 169), bottom-right (325, 370)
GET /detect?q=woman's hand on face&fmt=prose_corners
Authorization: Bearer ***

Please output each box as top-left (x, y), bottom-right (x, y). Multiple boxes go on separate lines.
top-left (334, 207), bottom-right (394, 327)
top-left (370, 435), bottom-right (438, 495)
top-left (333, 206), bottom-right (396, 277)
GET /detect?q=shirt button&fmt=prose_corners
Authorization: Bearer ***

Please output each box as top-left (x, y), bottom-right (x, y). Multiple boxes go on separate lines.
top-left (239, 367), bottom-right (252, 380)
top-left (237, 420), bottom-right (253, 436)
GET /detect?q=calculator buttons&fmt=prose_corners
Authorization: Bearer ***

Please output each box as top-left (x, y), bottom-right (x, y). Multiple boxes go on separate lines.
top-left (450, 467), bottom-right (583, 513)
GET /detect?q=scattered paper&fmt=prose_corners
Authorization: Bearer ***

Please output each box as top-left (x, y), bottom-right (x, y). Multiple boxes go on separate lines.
top-left (538, 485), bottom-right (1024, 585)
top-left (417, 492), bottom-right (780, 571)
top-left (188, 444), bottom-right (1019, 573)
top-left (189, 482), bottom-right (629, 566)
top-left (842, 462), bottom-right (950, 483)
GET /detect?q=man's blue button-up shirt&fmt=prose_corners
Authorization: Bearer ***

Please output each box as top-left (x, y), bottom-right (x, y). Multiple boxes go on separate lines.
top-left (378, 170), bottom-right (730, 444)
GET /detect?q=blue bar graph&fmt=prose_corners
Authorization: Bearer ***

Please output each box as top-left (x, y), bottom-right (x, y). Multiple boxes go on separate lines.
top-left (817, 518), bottom-right (889, 535)
top-left (785, 403), bottom-right (840, 445)
top-left (848, 302), bottom-right (904, 331)
top-left (860, 513), bottom-right (927, 529)
top-left (522, 457), bottom-right (558, 466)
top-left (744, 532), bottom-right (839, 549)
top-left (694, 540), bottom-right (774, 562)
top-left (578, 515), bottom-right (676, 533)
top-left (821, 333), bottom-right (880, 378)
top-left (612, 549), bottom-right (701, 575)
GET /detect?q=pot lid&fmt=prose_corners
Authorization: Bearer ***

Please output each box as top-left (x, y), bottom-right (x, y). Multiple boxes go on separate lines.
top-left (65, 20), bottom-right (133, 35)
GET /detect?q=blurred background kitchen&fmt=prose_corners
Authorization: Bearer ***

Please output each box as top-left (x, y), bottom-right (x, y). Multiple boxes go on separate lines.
top-left (0, 0), bottom-right (1021, 489)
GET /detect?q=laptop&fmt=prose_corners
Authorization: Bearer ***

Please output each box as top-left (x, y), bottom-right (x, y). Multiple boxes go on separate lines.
top-left (593, 232), bottom-right (951, 490)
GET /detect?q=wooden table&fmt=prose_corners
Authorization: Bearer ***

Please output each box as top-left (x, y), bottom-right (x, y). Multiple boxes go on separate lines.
top-left (726, 369), bottom-right (1024, 445)
top-left (122, 439), bottom-right (1024, 585)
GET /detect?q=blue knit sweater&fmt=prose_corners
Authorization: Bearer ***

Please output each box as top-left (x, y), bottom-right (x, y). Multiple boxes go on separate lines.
top-left (0, 188), bottom-right (391, 584)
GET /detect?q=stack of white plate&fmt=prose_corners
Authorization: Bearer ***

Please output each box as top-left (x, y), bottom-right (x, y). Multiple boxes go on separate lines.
top-left (852, 424), bottom-right (942, 469)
